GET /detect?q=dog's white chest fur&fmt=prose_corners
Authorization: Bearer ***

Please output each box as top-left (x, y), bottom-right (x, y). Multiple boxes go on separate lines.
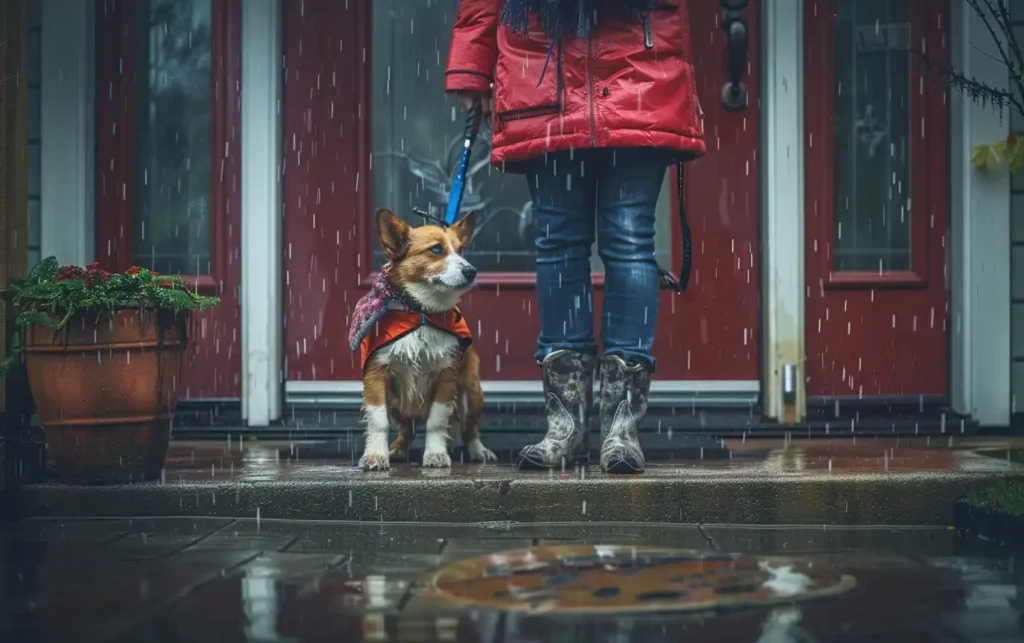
top-left (378, 324), bottom-right (461, 410)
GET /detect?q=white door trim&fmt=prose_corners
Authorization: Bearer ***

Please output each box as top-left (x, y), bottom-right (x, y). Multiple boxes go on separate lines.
top-left (39, 0), bottom-right (95, 267)
top-left (760, 0), bottom-right (806, 422)
top-left (949, 0), bottom-right (1012, 427)
top-left (240, 0), bottom-right (284, 426)
top-left (285, 380), bottom-right (760, 408)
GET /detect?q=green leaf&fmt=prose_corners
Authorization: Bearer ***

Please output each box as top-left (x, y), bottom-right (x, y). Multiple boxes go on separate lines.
top-left (150, 288), bottom-right (196, 310)
top-left (28, 256), bottom-right (59, 282)
top-left (0, 355), bottom-right (17, 377)
top-left (15, 311), bottom-right (54, 326)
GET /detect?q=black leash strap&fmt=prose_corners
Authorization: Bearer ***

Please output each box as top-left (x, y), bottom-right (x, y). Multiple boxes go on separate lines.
top-left (657, 163), bottom-right (691, 292)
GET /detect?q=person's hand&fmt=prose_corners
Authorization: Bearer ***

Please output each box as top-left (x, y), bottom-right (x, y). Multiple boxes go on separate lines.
top-left (457, 91), bottom-right (493, 126)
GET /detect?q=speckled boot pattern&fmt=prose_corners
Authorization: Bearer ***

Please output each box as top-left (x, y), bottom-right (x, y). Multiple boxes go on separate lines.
top-left (598, 355), bottom-right (650, 474)
top-left (516, 350), bottom-right (595, 469)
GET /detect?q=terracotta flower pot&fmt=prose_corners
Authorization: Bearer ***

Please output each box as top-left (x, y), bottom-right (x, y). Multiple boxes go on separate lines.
top-left (22, 308), bottom-right (186, 484)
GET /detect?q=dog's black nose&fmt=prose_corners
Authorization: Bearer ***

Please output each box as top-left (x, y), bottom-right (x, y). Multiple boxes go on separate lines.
top-left (462, 265), bottom-right (478, 282)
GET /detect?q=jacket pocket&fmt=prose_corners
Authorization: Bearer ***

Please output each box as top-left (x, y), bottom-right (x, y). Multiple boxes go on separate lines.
top-left (497, 102), bottom-right (562, 122)
top-left (493, 30), bottom-right (563, 124)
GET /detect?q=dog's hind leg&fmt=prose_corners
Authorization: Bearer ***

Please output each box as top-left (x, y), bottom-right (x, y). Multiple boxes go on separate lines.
top-left (389, 419), bottom-right (413, 462)
top-left (459, 348), bottom-right (497, 463)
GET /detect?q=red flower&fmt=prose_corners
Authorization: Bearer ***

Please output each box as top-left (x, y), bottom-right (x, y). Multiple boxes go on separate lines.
top-left (56, 265), bottom-right (86, 282)
top-left (155, 280), bottom-right (174, 288)
top-left (126, 266), bottom-right (143, 276)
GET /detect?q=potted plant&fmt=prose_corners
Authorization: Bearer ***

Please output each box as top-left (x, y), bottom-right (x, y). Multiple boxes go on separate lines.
top-left (0, 257), bottom-right (218, 484)
top-left (955, 481), bottom-right (1024, 549)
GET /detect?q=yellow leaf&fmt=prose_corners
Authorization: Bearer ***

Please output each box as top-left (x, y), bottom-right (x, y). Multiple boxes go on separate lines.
top-left (972, 142), bottom-right (1006, 169)
top-left (971, 144), bottom-right (995, 167)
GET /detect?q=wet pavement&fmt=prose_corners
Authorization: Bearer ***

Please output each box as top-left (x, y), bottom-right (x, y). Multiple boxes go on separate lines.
top-left (16, 437), bottom-right (1024, 525)
top-left (1, 517), bottom-right (1021, 642)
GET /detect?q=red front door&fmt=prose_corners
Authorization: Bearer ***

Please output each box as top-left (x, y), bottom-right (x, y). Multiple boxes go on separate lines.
top-left (282, 0), bottom-right (761, 384)
top-left (95, 0), bottom-right (242, 399)
top-left (804, 0), bottom-right (950, 397)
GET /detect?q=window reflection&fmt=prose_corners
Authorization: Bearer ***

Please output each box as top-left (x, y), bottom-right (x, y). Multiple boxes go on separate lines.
top-left (371, 0), bottom-right (537, 273)
top-left (133, 0), bottom-right (213, 275)
top-left (833, 0), bottom-right (912, 272)
top-left (369, 0), bottom-right (673, 275)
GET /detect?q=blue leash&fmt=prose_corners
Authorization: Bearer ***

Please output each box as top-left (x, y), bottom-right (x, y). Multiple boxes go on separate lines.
top-left (444, 101), bottom-right (483, 226)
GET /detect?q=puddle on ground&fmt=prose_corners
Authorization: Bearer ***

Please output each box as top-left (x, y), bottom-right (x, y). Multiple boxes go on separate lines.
top-left (417, 545), bottom-right (856, 614)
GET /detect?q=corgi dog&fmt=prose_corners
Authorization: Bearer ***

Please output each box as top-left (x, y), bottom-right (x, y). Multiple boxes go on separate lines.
top-left (355, 208), bottom-right (497, 471)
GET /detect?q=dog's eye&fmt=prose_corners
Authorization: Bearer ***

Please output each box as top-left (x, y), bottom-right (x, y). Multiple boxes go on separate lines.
top-left (429, 244), bottom-right (444, 256)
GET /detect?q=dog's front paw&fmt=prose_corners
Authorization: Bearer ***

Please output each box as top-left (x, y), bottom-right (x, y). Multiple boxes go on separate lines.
top-left (359, 449), bottom-right (391, 471)
top-left (422, 448), bottom-right (452, 468)
top-left (467, 438), bottom-right (498, 463)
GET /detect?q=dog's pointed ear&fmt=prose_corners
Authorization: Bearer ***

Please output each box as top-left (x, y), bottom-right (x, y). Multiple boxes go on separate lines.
top-left (376, 208), bottom-right (410, 258)
top-left (450, 211), bottom-right (477, 247)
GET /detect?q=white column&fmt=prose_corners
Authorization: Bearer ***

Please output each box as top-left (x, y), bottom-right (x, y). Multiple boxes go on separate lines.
top-left (39, 0), bottom-right (94, 266)
top-left (761, 0), bottom-right (806, 422)
top-left (240, 0), bottom-right (284, 426)
top-left (949, 0), bottom-right (1012, 426)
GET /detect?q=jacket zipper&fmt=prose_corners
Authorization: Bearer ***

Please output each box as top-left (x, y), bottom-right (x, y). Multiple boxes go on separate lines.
top-left (587, 30), bottom-right (596, 147)
top-left (642, 14), bottom-right (654, 48)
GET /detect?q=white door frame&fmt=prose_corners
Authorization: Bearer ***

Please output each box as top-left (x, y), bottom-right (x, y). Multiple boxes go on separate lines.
top-left (757, 0), bottom-right (1014, 427)
top-left (284, 380), bottom-right (759, 409)
top-left (39, 0), bottom-right (95, 267)
top-left (948, 0), bottom-right (1012, 427)
top-left (760, 0), bottom-right (806, 423)
top-left (240, 0), bottom-right (284, 427)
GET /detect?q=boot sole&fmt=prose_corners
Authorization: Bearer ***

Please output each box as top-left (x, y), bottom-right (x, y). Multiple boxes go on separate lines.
top-left (515, 452), bottom-right (591, 471)
top-left (603, 459), bottom-right (645, 475)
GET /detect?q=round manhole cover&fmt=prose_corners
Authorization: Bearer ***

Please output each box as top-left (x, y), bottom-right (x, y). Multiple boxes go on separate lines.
top-left (419, 545), bottom-right (856, 613)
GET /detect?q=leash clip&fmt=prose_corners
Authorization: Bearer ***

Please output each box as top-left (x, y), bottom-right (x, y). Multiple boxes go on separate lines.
top-left (658, 268), bottom-right (684, 293)
top-left (412, 207), bottom-right (450, 229)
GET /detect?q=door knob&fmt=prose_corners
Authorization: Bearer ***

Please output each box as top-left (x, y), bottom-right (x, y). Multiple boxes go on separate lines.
top-left (720, 0), bottom-right (749, 112)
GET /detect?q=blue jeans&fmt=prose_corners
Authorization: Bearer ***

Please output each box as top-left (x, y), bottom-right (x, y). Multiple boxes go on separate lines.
top-left (526, 148), bottom-right (668, 372)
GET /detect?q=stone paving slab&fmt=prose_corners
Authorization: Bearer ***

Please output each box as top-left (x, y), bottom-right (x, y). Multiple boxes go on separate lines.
top-left (1, 517), bottom-right (1021, 642)
top-left (702, 524), bottom-right (962, 556)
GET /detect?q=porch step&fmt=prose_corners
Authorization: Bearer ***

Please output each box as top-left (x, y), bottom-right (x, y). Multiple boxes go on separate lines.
top-left (15, 438), bottom-right (1024, 526)
top-left (172, 403), bottom-right (981, 441)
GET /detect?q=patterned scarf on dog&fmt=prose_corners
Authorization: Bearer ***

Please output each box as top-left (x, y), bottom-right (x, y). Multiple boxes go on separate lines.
top-left (348, 263), bottom-right (411, 352)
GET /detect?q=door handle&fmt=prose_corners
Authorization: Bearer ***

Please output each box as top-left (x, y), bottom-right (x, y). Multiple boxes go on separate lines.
top-left (720, 0), bottom-right (749, 112)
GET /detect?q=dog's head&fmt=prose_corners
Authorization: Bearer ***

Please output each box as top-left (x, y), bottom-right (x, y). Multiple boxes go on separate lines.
top-left (376, 208), bottom-right (478, 313)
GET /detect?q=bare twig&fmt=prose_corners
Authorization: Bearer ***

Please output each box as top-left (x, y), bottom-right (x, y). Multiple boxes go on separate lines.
top-left (918, 0), bottom-right (1024, 117)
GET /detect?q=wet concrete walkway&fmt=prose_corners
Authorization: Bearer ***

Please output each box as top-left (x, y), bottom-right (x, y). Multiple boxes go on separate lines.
top-left (1, 517), bottom-right (1021, 642)
top-left (17, 437), bottom-right (1024, 525)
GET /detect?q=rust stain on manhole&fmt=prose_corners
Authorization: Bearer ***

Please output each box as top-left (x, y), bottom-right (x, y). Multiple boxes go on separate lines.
top-left (418, 545), bottom-right (856, 614)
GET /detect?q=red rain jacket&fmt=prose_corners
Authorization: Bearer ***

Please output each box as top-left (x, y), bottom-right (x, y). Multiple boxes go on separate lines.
top-left (445, 1), bottom-right (706, 167)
